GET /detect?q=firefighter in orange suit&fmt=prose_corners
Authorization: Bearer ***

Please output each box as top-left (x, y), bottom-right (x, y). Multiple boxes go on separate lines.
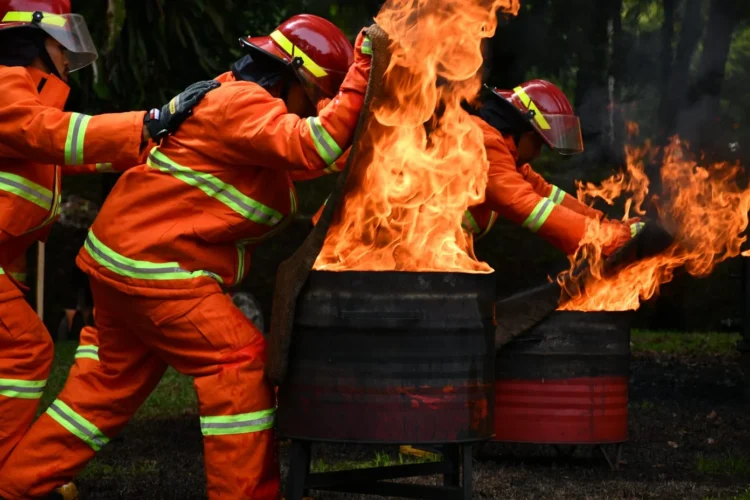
top-left (461, 80), bottom-right (642, 253)
top-left (0, 14), bottom-right (372, 500)
top-left (0, 0), bottom-right (216, 494)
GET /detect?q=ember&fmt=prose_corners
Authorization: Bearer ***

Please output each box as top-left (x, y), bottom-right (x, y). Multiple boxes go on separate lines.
top-left (561, 127), bottom-right (750, 312)
top-left (313, 0), bottom-right (520, 273)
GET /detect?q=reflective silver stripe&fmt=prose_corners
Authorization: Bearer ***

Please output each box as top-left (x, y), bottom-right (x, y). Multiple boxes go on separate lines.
top-left (199, 408), bottom-right (275, 436)
top-left (148, 150), bottom-right (283, 227)
top-left (48, 400), bottom-right (108, 450)
top-left (522, 198), bottom-right (555, 233)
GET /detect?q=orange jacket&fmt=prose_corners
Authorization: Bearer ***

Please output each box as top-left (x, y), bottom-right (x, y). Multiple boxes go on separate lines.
top-left (464, 117), bottom-right (629, 255)
top-left (0, 66), bottom-right (146, 301)
top-left (77, 34), bottom-right (372, 298)
top-left (3, 253), bottom-right (27, 285)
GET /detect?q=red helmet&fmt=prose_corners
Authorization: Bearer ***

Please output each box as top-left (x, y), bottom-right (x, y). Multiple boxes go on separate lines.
top-left (0, 0), bottom-right (97, 72)
top-left (489, 79), bottom-right (584, 155)
top-left (239, 14), bottom-right (354, 105)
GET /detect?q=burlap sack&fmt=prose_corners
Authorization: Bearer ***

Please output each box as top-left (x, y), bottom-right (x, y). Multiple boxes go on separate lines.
top-left (265, 25), bottom-right (392, 386)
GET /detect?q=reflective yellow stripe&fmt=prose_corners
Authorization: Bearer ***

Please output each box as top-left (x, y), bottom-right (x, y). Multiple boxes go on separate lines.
top-left (2, 11), bottom-right (66, 27)
top-left (630, 222), bottom-right (645, 238)
top-left (200, 408), bottom-right (275, 436)
top-left (270, 30), bottom-right (328, 78)
top-left (0, 377), bottom-right (46, 399)
top-left (46, 399), bottom-right (109, 451)
top-left (148, 148), bottom-right (284, 227)
top-left (10, 272), bottom-right (27, 282)
top-left (513, 86), bottom-right (551, 130)
top-left (0, 268), bottom-right (4, 275)
top-left (548, 185), bottom-right (566, 205)
top-left (306, 117), bottom-right (344, 165)
top-left (0, 172), bottom-right (53, 209)
top-left (75, 345), bottom-right (99, 362)
top-left (522, 198), bottom-right (555, 233)
top-left (95, 163), bottom-right (115, 173)
top-left (361, 36), bottom-right (373, 56)
top-left (461, 210), bottom-right (481, 235)
top-left (479, 211), bottom-right (498, 239)
top-left (65, 113), bottom-right (92, 166)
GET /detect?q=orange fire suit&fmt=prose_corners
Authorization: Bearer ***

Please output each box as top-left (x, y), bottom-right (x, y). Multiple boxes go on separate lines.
top-left (0, 32), bottom-right (372, 500)
top-left (5, 254), bottom-right (27, 285)
top-left (0, 65), bottom-right (145, 471)
top-left (462, 117), bottom-right (630, 254)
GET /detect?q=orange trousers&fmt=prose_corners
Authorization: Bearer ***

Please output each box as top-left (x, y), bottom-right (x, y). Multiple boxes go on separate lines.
top-left (0, 275), bottom-right (53, 470)
top-left (0, 278), bottom-right (279, 500)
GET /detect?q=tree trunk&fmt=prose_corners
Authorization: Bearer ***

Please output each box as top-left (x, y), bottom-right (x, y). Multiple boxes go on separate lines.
top-left (657, 0), bottom-right (676, 140)
top-left (661, 0), bottom-right (705, 138)
top-left (573, 0), bottom-right (610, 166)
top-left (609, 0), bottom-right (626, 165)
top-left (678, 0), bottom-right (741, 150)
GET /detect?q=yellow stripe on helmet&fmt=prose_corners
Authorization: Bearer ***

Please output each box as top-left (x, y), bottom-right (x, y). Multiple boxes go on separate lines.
top-left (513, 86), bottom-right (552, 130)
top-left (2, 11), bottom-right (66, 27)
top-left (270, 30), bottom-right (328, 78)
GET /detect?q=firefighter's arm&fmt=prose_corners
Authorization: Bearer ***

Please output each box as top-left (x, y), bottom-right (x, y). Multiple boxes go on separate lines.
top-left (62, 141), bottom-right (153, 175)
top-left (0, 68), bottom-right (145, 166)
top-left (484, 129), bottom-right (630, 255)
top-left (224, 31), bottom-right (371, 171)
top-left (290, 149), bottom-right (350, 181)
top-left (519, 163), bottom-right (605, 219)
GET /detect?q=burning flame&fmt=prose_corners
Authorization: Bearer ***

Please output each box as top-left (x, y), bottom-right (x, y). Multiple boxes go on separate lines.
top-left (561, 128), bottom-right (750, 311)
top-left (313, 0), bottom-right (520, 273)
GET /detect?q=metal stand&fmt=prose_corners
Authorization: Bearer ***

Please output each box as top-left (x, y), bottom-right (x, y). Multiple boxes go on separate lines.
top-left (285, 441), bottom-right (474, 500)
top-left (598, 443), bottom-right (624, 471)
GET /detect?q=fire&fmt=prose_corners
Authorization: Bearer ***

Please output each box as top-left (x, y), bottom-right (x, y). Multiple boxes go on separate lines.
top-left (313, 0), bottom-right (520, 273)
top-left (560, 130), bottom-right (750, 311)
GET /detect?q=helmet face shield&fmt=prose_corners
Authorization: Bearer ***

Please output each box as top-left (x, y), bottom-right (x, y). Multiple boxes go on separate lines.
top-left (533, 114), bottom-right (584, 155)
top-left (38, 13), bottom-right (97, 71)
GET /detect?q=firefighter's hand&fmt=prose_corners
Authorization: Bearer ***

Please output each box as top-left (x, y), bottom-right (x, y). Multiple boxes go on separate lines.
top-left (143, 80), bottom-right (221, 143)
top-left (601, 220), bottom-right (633, 257)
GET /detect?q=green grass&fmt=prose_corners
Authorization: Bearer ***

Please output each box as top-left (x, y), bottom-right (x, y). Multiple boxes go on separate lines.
top-left (78, 459), bottom-right (159, 481)
top-left (41, 341), bottom-right (197, 420)
top-left (697, 454), bottom-right (750, 477)
top-left (631, 331), bottom-right (741, 355)
top-left (704, 489), bottom-right (750, 500)
top-left (310, 450), bottom-right (437, 473)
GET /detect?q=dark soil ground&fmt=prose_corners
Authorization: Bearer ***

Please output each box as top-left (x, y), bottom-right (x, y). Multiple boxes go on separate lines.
top-left (40, 332), bottom-right (748, 500)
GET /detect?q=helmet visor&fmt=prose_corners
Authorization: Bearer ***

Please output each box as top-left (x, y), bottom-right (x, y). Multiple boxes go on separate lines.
top-left (533, 114), bottom-right (584, 155)
top-left (38, 13), bottom-right (97, 72)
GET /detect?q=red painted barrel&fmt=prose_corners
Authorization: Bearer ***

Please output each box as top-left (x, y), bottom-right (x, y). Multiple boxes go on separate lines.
top-left (494, 311), bottom-right (631, 444)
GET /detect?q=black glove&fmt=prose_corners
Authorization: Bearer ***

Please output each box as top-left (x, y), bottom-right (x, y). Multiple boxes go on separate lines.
top-left (144, 80), bottom-right (221, 143)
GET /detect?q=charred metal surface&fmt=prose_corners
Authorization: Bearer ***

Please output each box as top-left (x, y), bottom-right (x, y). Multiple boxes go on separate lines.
top-left (496, 311), bottom-right (631, 380)
top-left (277, 270), bottom-right (496, 444)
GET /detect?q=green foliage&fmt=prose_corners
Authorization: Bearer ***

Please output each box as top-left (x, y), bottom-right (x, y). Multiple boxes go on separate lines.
top-left (631, 331), bottom-right (741, 355)
top-left (697, 454), bottom-right (750, 477)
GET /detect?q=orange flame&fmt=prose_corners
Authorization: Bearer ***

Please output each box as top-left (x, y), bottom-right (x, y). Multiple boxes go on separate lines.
top-left (561, 130), bottom-right (750, 311)
top-left (314, 0), bottom-right (520, 273)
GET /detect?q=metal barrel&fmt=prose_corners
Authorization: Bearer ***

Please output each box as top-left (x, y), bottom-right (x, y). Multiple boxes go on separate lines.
top-left (494, 311), bottom-right (631, 444)
top-left (277, 270), bottom-right (496, 444)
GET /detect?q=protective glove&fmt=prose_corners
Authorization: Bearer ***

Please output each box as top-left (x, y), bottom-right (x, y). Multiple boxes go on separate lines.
top-left (601, 219), bottom-right (633, 256)
top-left (144, 80), bottom-right (221, 143)
top-left (354, 29), bottom-right (373, 63)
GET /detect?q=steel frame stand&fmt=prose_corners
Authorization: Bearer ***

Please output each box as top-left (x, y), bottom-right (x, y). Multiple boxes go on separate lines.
top-left (285, 441), bottom-right (474, 500)
top-left (598, 443), bottom-right (624, 471)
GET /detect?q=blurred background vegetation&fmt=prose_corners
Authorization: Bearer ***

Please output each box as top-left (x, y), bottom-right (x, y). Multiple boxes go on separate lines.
top-left (41, 0), bottom-right (750, 333)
